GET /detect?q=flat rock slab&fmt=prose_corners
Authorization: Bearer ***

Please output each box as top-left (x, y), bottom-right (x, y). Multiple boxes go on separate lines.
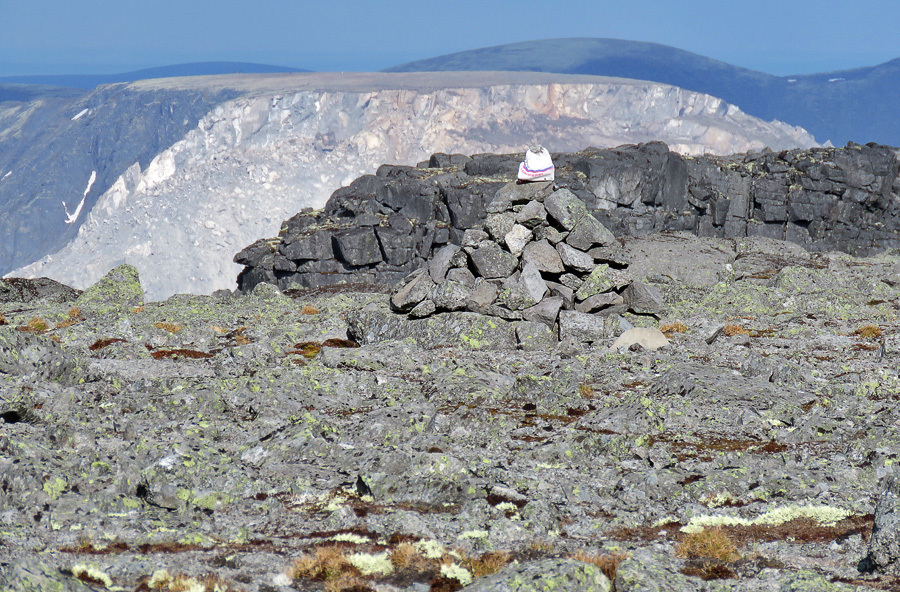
top-left (466, 558), bottom-right (611, 592)
top-left (621, 233), bottom-right (735, 287)
top-left (348, 306), bottom-right (516, 349)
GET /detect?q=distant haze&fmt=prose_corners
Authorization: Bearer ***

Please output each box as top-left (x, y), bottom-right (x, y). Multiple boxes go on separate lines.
top-left (2, 0), bottom-right (899, 76)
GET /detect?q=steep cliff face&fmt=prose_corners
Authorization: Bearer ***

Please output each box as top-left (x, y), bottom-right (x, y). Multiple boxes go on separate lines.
top-left (10, 73), bottom-right (817, 300)
top-left (0, 83), bottom-right (239, 275)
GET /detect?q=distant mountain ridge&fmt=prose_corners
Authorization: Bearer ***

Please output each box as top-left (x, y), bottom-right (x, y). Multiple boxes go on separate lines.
top-left (6, 72), bottom-right (816, 299)
top-left (385, 37), bottom-right (900, 147)
top-left (0, 61), bottom-right (309, 90)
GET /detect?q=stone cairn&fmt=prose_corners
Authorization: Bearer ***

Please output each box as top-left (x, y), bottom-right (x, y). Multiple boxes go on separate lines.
top-left (388, 180), bottom-right (664, 344)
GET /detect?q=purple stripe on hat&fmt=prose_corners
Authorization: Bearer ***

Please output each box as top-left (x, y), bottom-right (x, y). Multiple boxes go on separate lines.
top-left (522, 164), bottom-right (555, 174)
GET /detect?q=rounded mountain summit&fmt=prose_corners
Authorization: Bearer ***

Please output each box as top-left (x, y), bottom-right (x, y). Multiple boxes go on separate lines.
top-left (385, 37), bottom-right (900, 147)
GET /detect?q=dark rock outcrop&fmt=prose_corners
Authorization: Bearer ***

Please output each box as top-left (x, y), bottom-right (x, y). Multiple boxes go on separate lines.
top-left (235, 141), bottom-right (900, 293)
top-left (0, 277), bottom-right (81, 304)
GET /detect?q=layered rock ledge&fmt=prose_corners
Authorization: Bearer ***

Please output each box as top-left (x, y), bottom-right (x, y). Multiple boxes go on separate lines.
top-left (235, 141), bottom-right (900, 293)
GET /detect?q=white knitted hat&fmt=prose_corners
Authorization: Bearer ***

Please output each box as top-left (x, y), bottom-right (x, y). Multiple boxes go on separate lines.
top-left (517, 145), bottom-right (554, 182)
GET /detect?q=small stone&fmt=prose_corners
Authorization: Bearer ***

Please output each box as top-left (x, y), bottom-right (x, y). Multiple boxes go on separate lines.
top-left (281, 229), bottom-right (334, 260)
top-left (559, 273), bottom-right (583, 290)
top-left (623, 281), bottom-right (666, 315)
top-left (429, 244), bottom-right (461, 282)
top-left (588, 245), bottom-right (629, 266)
top-left (486, 181), bottom-right (553, 213)
top-left (466, 280), bottom-right (498, 314)
top-left (523, 240), bottom-right (565, 274)
top-left (523, 296), bottom-right (563, 327)
top-left (575, 292), bottom-right (621, 313)
top-left (545, 188), bottom-right (589, 230)
top-left (505, 224), bottom-right (533, 257)
top-left (390, 268), bottom-right (434, 312)
top-left (409, 299), bottom-right (436, 318)
top-left (610, 327), bottom-right (669, 351)
top-left (566, 214), bottom-right (617, 250)
top-left (463, 228), bottom-right (489, 247)
top-left (484, 213), bottom-right (516, 242)
top-left (546, 281), bottom-right (575, 309)
top-left (556, 243), bottom-right (595, 273)
top-left (575, 264), bottom-right (615, 301)
top-left (535, 225), bottom-right (567, 244)
top-left (515, 201), bottom-right (548, 228)
top-left (558, 310), bottom-right (615, 344)
top-left (449, 249), bottom-right (469, 269)
top-left (515, 321), bottom-right (557, 351)
top-left (430, 280), bottom-right (472, 311)
top-left (495, 285), bottom-right (534, 311)
top-left (486, 305), bottom-right (523, 320)
top-left (333, 227), bottom-right (383, 266)
top-left (519, 262), bottom-right (548, 304)
top-left (470, 242), bottom-right (519, 279)
top-left (446, 267), bottom-right (476, 287)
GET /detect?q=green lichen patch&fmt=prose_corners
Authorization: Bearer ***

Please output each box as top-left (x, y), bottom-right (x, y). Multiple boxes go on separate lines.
top-left (74, 264), bottom-right (144, 315)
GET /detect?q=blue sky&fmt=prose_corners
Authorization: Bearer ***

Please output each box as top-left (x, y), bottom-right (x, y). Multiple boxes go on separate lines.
top-left (2, 0), bottom-right (898, 76)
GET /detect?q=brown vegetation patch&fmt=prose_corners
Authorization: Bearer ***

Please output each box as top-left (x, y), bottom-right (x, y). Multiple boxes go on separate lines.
top-left (854, 343), bottom-right (880, 351)
top-left (136, 571), bottom-right (243, 592)
top-left (150, 348), bottom-right (215, 360)
top-left (54, 307), bottom-right (84, 328)
top-left (607, 522), bottom-right (683, 542)
top-left (289, 544), bottom-right (363, 582)
top-left (462, 550), bottom-right (514, 579)
top-left (647, 433), bottom-right (788, 461)
top-left (854, 325), bottom-right (883, 339)
top-left (676, 527), bottom-right (740, 562)
top-left (660, 322), bottom-right (689, 337)
top-left (16, 316), bottom-right (49, 333)
top-left (136, 541), bottom-right (210, 553)
top-left (228, 326), bottom-right (252, 345)
top-left (724, 514), bottom-right (873, 545)
top-left (722, 324), bottom-right (750, 337)
top-left (153, 321), bottom-right (183, 333)
top-left (486, 494), bottom-right (527, 509)
top-left (60, 541), bottom-right (130, 554)
top-left (681, 559), bottom-right (737, 581)
top-left (567, 551), bottom-right (629, 582)
top-left (611, 515), bottom-right (872, 550)
top-left (289, 338), bottom-right (360, 359)
top-left (511, 435), bottom-right (548, 443)
top-left (89, 338), bottom-right (128, 351)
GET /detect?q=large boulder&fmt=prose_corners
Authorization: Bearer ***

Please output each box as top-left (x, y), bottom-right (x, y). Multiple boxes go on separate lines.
top-left (73, 264), bottom-right (143, 315)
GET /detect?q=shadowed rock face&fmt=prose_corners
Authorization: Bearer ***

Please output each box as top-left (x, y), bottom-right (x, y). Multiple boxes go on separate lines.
top-left (0, 84), bottom-right (240, 276)
top-left (235, 141), bottom-right (900, 293)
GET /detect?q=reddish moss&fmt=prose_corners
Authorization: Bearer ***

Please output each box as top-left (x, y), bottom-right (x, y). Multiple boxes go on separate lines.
top-left (89, 338), bottom-right (128, 351)
top-left (150, 349), bottom-right (214, 360)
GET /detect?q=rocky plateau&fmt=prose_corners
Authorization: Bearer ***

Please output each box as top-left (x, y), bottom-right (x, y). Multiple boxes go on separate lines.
top-left (3, 157), bottom-right (900, 591)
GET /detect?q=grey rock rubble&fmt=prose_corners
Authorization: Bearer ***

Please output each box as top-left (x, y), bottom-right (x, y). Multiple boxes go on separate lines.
top-left (381, 181), bottom-right (661, 347)
top-left (6, 145), bottom-right (900, 589)
top-left (3, 235), bottom-right (900, 590)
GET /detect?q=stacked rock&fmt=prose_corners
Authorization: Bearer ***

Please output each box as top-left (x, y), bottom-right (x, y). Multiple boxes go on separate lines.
top-left (389, 180), bottom-right (665, 344)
